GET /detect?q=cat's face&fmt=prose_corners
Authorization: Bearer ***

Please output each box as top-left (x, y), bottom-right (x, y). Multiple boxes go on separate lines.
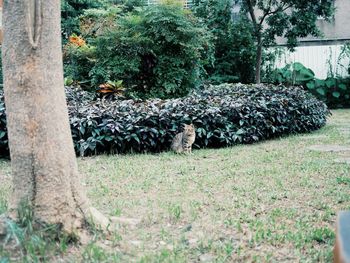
top-left (183, 124), bottom-right (195, 133)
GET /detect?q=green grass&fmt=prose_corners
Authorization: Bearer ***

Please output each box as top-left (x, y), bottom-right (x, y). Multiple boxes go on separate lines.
top-left (1, 109), bottom-right (350, 262)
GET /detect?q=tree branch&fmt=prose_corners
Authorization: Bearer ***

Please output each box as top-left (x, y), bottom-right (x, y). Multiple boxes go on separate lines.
top-left (258, 0), bottom-right (272, 26)
top-left (246, 0), bottom-right (259, 33)
top-left (258, 2), bottom-right (292, 26)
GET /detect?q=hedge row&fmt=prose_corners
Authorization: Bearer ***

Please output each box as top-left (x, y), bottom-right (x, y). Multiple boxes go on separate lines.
top-left (0, 83), bottom-right (330, 157)
top-left (70, 83), bottom-right (329, 155)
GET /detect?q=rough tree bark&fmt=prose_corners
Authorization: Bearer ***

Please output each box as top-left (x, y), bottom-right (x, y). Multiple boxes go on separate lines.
top-left (1, 0), bottom-right (107, 234)
top-left (246, 0), bottom-right (263, 84)
top-left (255, 36), bottom-right (263, 84)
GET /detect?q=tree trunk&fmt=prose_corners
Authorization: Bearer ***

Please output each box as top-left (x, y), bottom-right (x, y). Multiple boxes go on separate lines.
top-left (1, 0), bottom-right (106, 233)
top-left (255, 36), bottom-right (263, 84)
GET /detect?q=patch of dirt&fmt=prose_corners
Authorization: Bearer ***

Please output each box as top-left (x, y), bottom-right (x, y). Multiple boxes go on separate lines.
top-left (338, 128), bottom-right (350, 135)
top-left (299, 135), bottom-right (328, 140)
top-left (308, 145), bottom-right (350, 152)
top-left (334, 158), bottom-right (350, 164)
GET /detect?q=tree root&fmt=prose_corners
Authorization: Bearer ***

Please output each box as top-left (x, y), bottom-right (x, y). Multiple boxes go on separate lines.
top-left (85, 207), bottom-right (111, 231)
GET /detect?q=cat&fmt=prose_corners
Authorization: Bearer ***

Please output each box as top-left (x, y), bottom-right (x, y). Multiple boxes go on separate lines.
top-left (171, 124), bottom-right (196, 154)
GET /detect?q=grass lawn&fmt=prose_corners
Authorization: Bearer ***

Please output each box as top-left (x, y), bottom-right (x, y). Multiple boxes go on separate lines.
top-left (1, 109), bottom-right (350, 262)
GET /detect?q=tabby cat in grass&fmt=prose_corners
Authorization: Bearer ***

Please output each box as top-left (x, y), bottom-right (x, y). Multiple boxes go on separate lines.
top-left (171, 124), bottom-right (196, 154)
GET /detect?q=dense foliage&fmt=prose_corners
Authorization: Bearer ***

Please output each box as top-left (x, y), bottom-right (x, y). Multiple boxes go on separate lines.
top-left (270, 62), bottom-right (350, 108)
top-left (0, 97), bottom-right (8, 157)
top-left (64, 2), bottom-right (213, 99)
top-left (241, 0), bottom-right (335, 83)
top-left (0, 83), bottom-right (330, 157)
top-left (193, 0), bottom-right (256, 83)
top-left (63, 35), bottom-right (96, 88)
top-left (61, 0), bottom-right (107, 41)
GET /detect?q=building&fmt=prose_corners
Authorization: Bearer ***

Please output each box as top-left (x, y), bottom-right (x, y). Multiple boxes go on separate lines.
top-left (276, 0), bottom-right (350, 46)
top-left (274, 0), bottom-right (350, 78)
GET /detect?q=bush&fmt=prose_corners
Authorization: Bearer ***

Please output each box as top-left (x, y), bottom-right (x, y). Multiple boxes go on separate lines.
top-left (65, 2), bottom-right (214, 99)
top-left (270, 62), bottom-right (350, 108)
top-left (63, 35), bottom-right (97, 88)
top-left (0, 84), bottom-right (330, 157)
top-left (306, 77), bottom-right (350, 108)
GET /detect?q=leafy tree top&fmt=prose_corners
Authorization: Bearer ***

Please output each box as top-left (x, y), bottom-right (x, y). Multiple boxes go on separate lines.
top-left (242, 0), bottom-right (335, 49)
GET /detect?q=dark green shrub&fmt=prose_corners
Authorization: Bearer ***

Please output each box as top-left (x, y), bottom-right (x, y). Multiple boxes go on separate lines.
top-left (306, 77), bottom-right (350, 108)
top-left (88, 3), bottom-right (213, 99)
top-left (64, 2), bottom-right (213, 98)
top-left (270, 62), bottom-right (350, 108)
top-left (63, 6), bottom-right (125, 89)
top-left (63, 37), bottom-right (96, 88)
top-left (69, 83), bottom-right (329, 155)
top-left (0, 84), bottom-right (330, 157)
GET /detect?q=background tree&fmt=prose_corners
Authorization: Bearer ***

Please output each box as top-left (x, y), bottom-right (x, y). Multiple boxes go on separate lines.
top-left (193, 0), bottom-right (256, 84)
top-left (61, 0), bottom-right (106, 41)
top-left (242, 0), bottom-right (334, 83)
top-left (1, 0), bottom-right (107, 234)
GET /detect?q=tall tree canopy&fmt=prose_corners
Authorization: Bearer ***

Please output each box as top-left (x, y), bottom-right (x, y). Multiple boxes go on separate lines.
top-left (193, 0), bottom-right (256, 84)
top-left (242, 0), bottom-right (335, 83)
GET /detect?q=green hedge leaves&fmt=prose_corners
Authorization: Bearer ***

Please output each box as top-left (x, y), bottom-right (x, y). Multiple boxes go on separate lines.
top-left (0, 84), bottom-right (330, 157)
top-left (68, 83), bottom-right (329, 156)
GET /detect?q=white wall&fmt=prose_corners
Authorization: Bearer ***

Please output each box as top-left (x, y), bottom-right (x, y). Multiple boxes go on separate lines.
top-left (273, 45), bottom-right (350, 79)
